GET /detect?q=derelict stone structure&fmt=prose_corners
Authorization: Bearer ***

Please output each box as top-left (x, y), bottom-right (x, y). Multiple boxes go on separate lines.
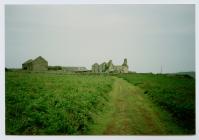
top-left (91, 58), bottom-right (128, 73)
top-left (22, 56), bottom-right (48, 71)
top-left (92, 63), bottom-right (99, 73)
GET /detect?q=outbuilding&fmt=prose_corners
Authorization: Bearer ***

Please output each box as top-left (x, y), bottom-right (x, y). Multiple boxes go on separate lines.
top-left (22, 56), bottom-right (48, 71)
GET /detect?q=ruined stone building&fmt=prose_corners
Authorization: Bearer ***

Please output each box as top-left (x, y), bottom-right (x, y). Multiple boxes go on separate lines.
top-left (92, 58), bottom-right (128, 73)
top-left (22, 56), bottom-right (48, 71)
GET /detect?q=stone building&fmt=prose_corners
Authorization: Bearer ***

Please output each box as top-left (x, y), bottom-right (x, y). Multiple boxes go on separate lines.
top-left (22, 56), bottom-right (48, 71)
top-left (91, 58), bottom-right (128, 73)
top-left (92, 63), bottom-right (100, 73)
top-left (62, 67), bottom-right (88, 72)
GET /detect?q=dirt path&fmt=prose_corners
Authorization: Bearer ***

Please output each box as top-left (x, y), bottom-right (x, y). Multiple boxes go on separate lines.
top-left (88, 77), bottom-right (183, 135)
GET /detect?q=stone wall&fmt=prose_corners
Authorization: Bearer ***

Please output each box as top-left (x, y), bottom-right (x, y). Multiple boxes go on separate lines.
top-left (22, 56), bottom-right (48, 71)
top-left (92, 63), bottom-right (99, 73)
top-left (32, 57), bottom-right (48, 71)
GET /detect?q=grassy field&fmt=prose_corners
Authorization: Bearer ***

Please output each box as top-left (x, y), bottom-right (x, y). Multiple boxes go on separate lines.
top-left (6, 72), bottom-right (114, 134)
top-left (6, 72), bottom-right (195, 135)
top-left (117, 73), bottom-right (195, 134)
top-left (88, 78), bottom-right (185, 135)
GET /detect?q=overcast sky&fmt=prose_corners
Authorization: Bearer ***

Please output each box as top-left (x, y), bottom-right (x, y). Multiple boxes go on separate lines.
top-left (5, 5), bottom-right (195, 73)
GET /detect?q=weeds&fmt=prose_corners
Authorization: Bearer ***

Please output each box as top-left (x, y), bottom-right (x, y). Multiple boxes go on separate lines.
top-left (6, 72), bottom-right (114, 135)
top-left (117, 73), bottom-right (195, 134)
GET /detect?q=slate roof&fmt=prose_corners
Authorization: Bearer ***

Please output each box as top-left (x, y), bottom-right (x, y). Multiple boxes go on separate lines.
top-left (23, 56), bottom-right (48, 65)
top-left (22, 59), bottom-right (33, 65)
top-left (34, 56), bottom-right (48, 63)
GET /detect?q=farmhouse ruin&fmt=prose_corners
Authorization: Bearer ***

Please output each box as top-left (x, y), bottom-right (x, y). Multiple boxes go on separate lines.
top-left (22, 56), bottom-right (48, 71)
top-left (92, 58), bottom-right (128, 73)
top-left (22, 56), bottom-right (128, 73)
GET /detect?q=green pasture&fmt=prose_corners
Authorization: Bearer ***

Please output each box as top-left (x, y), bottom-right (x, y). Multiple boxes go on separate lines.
top-left (5, 72), bottom-right (195, 135)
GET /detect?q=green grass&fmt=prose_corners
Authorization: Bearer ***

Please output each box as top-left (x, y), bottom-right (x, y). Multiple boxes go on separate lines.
top-left (88, 78), bottom-right (185, 135)
top-left (6, 72), bottom-right (114, 135)
top-left (6, 72), bottom-right (195, 135)
top-left (116, 73), bottom-right (195, 134)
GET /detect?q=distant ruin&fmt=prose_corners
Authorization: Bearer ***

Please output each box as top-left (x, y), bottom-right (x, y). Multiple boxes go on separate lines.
top-left (22, 56), bottom-right (128, 73)
top-left (92, 58), bottom-right (128, 73)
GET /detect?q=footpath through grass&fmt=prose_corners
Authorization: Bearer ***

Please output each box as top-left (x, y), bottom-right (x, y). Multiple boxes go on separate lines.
top-left (117, 73), bottom-right (195, 134)
top-left (88, 77), bottom-right (185, 135)
top-left (6, 72), bottom-right (195, 135)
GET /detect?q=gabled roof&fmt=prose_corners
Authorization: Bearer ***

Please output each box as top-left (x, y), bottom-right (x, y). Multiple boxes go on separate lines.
top-left (22, 56), bottom-right (47, 65)
top-left (34, 56), bottom-right (47, 63)
top-left (22, 59), bottom-right (33, 65)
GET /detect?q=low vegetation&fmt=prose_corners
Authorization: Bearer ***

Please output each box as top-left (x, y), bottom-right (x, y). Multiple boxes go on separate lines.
top-left (48, 66), bottom-right (62, 70)
top-left (6, 72), bottom-right (195, 134)
top-left (6, 72), bottom-right (114, 135)
top-left (117, 73), bottom-right (195, 134)
top-left (88, 78), bottom-right (185, 135)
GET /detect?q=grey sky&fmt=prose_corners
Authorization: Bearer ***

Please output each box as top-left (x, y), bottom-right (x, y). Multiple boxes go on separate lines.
top-left (5, 5), bottom-right (195, 73)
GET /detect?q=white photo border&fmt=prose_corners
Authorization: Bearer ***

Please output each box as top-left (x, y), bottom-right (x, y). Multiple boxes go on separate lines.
top-left (0, 0), bottom-right (198, 140)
